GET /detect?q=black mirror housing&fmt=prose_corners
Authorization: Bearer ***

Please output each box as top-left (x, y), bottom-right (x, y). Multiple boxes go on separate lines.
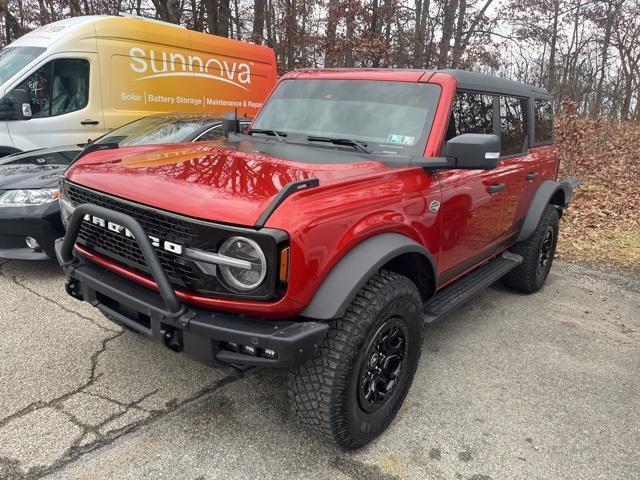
top-left (221, 112), bottom-right (240, 137)
top-left (0, 89), bottom-right (32, 121)
top-left (444, 133), bottom-right (500, 170)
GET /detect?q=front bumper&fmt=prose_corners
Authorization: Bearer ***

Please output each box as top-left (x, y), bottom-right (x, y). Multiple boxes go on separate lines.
top-left (55, 204), bottom-right (328, 369)
top-left (0, 201), bottom-right (63, 260)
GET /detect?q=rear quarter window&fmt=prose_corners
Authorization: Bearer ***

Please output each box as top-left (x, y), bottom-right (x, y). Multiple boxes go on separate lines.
top-left (534, 99), bottom-right (553, 143)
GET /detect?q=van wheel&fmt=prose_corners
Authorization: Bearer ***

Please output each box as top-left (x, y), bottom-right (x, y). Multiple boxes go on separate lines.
top-left (503, 204), bottom-right (560, 293)
top-left (288, 270), bottom-right (423, 449)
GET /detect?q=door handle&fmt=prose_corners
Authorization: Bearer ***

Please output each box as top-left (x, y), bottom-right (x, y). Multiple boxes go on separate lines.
top-left (487, 183), bottom-right (506, 194)
top-left (526, 171), bottom-right (540, 182)
top-left (81, 119), bottom-right (99, 126)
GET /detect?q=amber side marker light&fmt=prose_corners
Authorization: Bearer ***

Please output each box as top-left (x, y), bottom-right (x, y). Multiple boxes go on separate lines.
top-left (279, 247), bottom-right (290, 283)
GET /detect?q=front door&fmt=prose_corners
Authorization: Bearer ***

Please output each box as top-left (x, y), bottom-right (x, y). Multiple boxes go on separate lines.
top-left (436, 91), bottom-right (511, 278)
top-left (7, 53), bottom-right (105, 150)
top-left (437, 167), bottom-right (511, 278)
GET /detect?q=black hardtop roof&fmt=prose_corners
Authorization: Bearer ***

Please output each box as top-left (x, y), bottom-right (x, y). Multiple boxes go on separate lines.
top-left (441, 69), bottom-right (553, 99)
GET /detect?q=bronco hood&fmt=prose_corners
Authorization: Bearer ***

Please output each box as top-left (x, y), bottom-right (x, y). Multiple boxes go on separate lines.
top-left (65, 142), bottom-right (399, 226)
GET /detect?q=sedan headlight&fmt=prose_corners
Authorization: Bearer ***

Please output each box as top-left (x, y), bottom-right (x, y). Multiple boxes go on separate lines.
top-left (0, 188), bottom-right (60, 207)
top-left (218, 236), bottom-right (267, 291)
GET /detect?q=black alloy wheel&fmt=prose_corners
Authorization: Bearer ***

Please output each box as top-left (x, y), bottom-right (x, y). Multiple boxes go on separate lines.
top-left (358, 319), bottom-right (408, 413)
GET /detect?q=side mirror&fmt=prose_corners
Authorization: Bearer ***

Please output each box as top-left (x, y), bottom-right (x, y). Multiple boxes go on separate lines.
top-left (0, 89), bottom-right (32, 121)
top-left (221, 112), bottom-right (240, 137)
top-left (444, 133), bottom-right (500, 170)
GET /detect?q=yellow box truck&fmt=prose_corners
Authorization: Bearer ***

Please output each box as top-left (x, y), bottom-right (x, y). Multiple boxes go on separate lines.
top-left (0, 15), bottom-right (277, 154)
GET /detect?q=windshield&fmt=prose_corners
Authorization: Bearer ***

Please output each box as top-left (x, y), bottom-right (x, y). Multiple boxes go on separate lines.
top-left (251, 79), bottom-right (440, 156)
top-left (95, 116), bottom-right (211, 146)
top-left (0, 46), bottom-right (45, 86)
top-left (0, 149), bottom-right (78, 166)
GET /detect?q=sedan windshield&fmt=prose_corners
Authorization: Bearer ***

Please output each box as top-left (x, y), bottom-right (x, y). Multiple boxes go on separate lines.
top-left (0, 47), bottom-right (45, 86)
top-left (95, 116), bottom-right (211, 146)
top-left (251, 79), bottom-right (440, 156)
top-left (0, 149), bottom-right (79, 166)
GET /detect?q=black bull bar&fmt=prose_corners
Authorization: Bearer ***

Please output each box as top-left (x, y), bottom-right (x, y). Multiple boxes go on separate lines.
top-left (55, 203), bottom-right (328, 368)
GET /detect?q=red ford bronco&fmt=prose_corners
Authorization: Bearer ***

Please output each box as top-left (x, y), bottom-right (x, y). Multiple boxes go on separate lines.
top-left (57, 69), bottom-right (575, 449)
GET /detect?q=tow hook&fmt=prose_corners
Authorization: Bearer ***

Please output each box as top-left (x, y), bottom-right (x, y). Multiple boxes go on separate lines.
top-left (65, 279), bottom-right (83, 301)
top-left (161, 327), bottom-right (183, 352)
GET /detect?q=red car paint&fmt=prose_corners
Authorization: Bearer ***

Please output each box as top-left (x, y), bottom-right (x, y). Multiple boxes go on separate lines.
top-left (64, 69), bottom-right (558, 319)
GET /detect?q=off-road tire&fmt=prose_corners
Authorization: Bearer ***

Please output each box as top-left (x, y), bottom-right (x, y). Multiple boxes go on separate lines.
top-left (503, 204), bottom-right (560, 293)
top-left (288, 270), bottom-right (423, 449)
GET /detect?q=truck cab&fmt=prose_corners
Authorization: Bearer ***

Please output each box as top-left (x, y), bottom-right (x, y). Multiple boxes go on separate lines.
top-left (57, 68), bottom-right (575, 449)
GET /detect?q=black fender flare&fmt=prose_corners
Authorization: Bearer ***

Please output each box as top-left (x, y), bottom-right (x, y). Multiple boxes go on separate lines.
top-left (517, 179), bottom-right (575, 242)
top-left (300, 233), bottom-right (436, 320)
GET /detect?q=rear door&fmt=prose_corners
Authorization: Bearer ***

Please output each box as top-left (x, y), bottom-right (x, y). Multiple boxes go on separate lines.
top-left (7, 53), bottom-right (105, 150)
top-left (494, 95), bottom-right (532, 236)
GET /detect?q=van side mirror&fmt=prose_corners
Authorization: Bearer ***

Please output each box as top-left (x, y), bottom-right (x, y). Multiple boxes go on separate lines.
top-left (444, 133), bottom-right (500, 170)
top-left (0, 89), bottom-right (32, 121)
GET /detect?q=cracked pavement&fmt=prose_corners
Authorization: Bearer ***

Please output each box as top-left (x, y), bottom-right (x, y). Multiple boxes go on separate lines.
top-left (0, 259), bottom-right (638, 480)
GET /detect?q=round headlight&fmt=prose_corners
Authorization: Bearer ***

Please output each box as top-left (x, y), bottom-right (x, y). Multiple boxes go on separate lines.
top-left (218, 236), bottom-right (267, 291)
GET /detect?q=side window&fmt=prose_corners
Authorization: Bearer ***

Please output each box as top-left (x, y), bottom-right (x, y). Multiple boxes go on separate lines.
top-left (534, 99), bottom-right (553, 143)
top-left (447, 92), bottom-right (494, 140)
top-left (500, 96), bottom-right (527, 156)
top-left (197, 125), bottom-right (224, 141)
top-left (14, 58), bottom-right (89, 118)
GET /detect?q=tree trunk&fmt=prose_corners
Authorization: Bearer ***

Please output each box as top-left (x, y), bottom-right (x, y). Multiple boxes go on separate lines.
top-left (371, 0), bottom-right (380, 67)
top-left (592, 0), bottom-right (616, 117)
top-left (68, 0), bottom-right (83, 16)
top-left (437, 0), bottom-right (458, 68)
top-left (450, 0), bottom-right (466, 68)
top-left (152, 0), bottom-right (182, 24)
top-left (36, 0), bottom-right (49, 25)
top-left (547, 0), bottom-right (560, 91)
top-left (252, 0), bottom-right (265, 43)
top-left (413, 0), bottom-right (429, 68)
top-left (219, 0), bottom-right (231, 36)
top-left (345, 3), bottom-right (355, 67)
top-left (0, 0), bottom-right (25, 42)
top-left (284, 0), bottom-right (296, 70)
top-left (325, 0), bottom-right (339, 67)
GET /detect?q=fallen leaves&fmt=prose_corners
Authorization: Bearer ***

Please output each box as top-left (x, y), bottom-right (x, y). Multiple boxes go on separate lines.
top-left (555, 103), bottom-right (640, 271)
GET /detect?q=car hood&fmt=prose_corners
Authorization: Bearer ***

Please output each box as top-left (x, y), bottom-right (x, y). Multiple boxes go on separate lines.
top-left (0, 164), bottom-right (66, 190)
top-left (65, 141), bottom-right (401, 226)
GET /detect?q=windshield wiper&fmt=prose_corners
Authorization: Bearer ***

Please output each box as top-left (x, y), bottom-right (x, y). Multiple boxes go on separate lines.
top-left (248, 128), bottom-right (287, 142)
top-left (306, 136), bottom-right (372, 154)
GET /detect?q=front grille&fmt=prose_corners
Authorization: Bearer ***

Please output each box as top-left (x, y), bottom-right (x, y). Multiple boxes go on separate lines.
top-left (67, 184), bottom-right (198, 289)
top-left (63, 181), bottom-right (285, 301)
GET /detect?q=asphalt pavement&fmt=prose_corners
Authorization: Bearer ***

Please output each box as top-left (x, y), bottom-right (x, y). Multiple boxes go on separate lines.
top-left (0, 258), bottom-right (638, 480)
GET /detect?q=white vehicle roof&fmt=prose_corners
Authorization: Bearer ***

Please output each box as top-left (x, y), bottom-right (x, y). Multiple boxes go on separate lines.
top-left (10, 16), bottom-right (101, 49)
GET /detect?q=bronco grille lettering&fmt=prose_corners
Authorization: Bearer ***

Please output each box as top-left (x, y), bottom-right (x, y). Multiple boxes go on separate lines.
top-left (83, 214), bottom-right (183, 255)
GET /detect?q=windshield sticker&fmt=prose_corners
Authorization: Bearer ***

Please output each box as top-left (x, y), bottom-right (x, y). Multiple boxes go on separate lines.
top-left (386, 134), bottom-right (416, 145)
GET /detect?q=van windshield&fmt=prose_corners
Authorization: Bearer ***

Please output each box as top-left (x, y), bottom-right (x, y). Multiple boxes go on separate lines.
top-left (250, 79), bottom-right (440, 156)
top-left (0, 47), bottom-right (45, 87)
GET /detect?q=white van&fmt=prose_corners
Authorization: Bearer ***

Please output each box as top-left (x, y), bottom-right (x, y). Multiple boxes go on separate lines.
top-left (0, 15), bottom-right (277, 155)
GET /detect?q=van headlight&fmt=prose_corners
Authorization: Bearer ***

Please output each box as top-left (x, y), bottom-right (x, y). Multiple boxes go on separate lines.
top-left (0, 188), bottom-right (60, 207)
top-left (218, 236), bottom-right (267, 291)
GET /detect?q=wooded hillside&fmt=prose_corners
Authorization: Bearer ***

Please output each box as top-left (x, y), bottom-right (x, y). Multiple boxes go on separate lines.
top-left (1, 0), bottom-right (639, 119)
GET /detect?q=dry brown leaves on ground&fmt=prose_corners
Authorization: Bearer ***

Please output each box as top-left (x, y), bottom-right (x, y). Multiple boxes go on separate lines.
top-left (555, 103), bottom-right (640, 272)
